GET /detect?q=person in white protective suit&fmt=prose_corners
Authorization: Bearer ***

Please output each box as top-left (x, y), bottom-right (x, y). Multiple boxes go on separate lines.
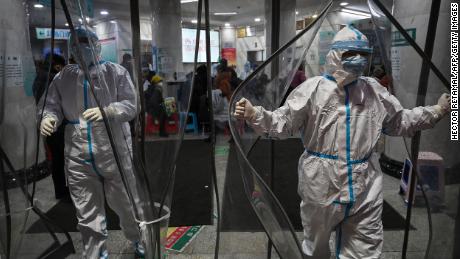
top-left (234, 25), bottom-right (451, 258)
top-left (38, 27), bottom-right (144, 259)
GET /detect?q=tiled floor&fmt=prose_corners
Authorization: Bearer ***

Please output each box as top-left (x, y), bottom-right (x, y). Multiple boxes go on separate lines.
top-left (14, 134), bottom-right (458, 258)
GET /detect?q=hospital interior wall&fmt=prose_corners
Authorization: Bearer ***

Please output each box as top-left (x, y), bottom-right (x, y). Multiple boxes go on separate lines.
top-left (384, 0), bottom-right (457, 170)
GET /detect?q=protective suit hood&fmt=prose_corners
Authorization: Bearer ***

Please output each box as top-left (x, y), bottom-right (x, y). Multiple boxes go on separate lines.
top-left (69, 27), bottom-right (101, 67)
top-left (325, 25), bottom-right (372, 87)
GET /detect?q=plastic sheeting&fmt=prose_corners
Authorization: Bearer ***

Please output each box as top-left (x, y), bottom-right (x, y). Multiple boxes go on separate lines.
top-left (227, 0), bottom-right (457, 258)
top-left (226, 1), bottom-right (333, 258)
top-left (0, 0), bottom-right (38, 257)
top-left (55, 0), bottom-right (200, 257)
top-left (368, 0), bottom-right (458, 257)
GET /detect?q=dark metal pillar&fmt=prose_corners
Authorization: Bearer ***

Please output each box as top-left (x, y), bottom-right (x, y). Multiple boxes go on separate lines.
top-left (129, 0), bottom-right (146, 164)
top-left (203, 0), bottom-right (221, 258)
top-left (402, 0), bottom-right (441, 258)
top-left (267, 0), bottom-right (280, 258)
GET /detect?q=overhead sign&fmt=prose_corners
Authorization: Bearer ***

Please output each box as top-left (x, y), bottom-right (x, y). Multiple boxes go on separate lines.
top-left (36, 28), bottom-right (70, 40)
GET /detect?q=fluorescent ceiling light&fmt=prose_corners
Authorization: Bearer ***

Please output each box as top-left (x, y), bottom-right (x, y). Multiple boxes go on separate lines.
top-left (341, 8), bottom-right (371, 18)
top-left (312, 14), bottom-right (318, 18)
top-left (181, 0), bottom-right (198, 3)
top-left (100, 10), bottom-right (109, 15)
top-left (191, 19), bottom-right (198, 24)
top-left (340, 2), bottom-right (349, 6)
top-left (254, 17), bottom-right (261, 22)
top-left (224, 23), bottom-right (231, 27)
top-left (110, 20), bottom-right (117, 24)
top-left (214, 12), bottom-right (238, 16)
top-left (296, 11), bottom-right (299, 15)
top-left (65, 23), bottom-right (69, 27)
top-left (34, 3), bottom-right (44, 8)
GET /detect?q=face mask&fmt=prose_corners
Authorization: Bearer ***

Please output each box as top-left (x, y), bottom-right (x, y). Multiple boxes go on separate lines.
top-left (80, 44), bottom-right (96, 66)
top-left (341, 55), bottom-right (368, 76)
top-left (326, 50), bottom-right (367, 87)
top-left (71, 42), bottom-right (96, 67)
top-left (157, 82), bottom-right (163, 87)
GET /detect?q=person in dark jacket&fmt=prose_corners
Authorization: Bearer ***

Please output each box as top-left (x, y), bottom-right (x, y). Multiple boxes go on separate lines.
top-left (32, 53), bottom-right (69, 200)
top-left (145, 75), bottom-right (168, 137)
top-left (120, 53), bottom-right (134, 81)
top-left (33, 54), bottom-right (66, 104)
top-left (190, 65), bottom-right (208, 128)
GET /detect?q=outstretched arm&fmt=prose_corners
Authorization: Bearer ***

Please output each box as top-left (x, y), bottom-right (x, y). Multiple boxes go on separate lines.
top-left (234, 80), bottom-right (314, 139)
top-left (378, 85), bottom-right (450, 137)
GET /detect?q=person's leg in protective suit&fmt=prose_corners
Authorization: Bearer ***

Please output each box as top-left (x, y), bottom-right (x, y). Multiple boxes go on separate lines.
top-left (299, 161), bottom-right (383, 258)
top-left (65, 123), bottom-right (141, 258)
top-left (39, 27), bottom-right (144, 258)
top-left (234, 25), bottom-right (451, 258)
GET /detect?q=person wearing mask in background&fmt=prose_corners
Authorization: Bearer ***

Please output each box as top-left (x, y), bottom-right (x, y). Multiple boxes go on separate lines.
top-left (234, 25), bottom-right (451, 258)
top-left (120, 53), bottom-right (134, 81)
top-left (33, 53), bottom-right (70, 201)
top-left (38, 27), bottom-right (144, 258)
top-left (145, 75), bottom-right (168, 137)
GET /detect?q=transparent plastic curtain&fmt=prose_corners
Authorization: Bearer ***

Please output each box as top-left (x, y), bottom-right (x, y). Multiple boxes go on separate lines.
top-left (58, 0), bottom-right (199, 257)
top-left (0, 0), bottom-right (38, 258)
top-left (225, 1), bottom-right (333, 258)
top-left (137, 0), bottom-right (201, 257)
top-left (368, 0), bottom-right (457, 258)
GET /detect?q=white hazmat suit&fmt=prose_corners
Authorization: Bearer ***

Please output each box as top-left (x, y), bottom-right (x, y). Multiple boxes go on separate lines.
top-left (39, 28), bottom-right (142, 259)
top-left (235, 25), bottom-right (450, 258)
